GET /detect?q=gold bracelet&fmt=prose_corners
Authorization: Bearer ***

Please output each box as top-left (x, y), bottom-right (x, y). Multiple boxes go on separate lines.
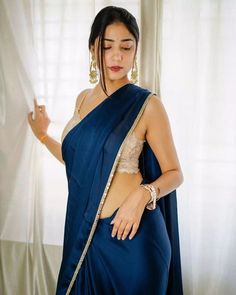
top-left (39, 134), bottom-right (47, 144)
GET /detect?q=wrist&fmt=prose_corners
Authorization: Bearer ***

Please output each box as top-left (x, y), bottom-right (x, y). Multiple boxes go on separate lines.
top-left (38, 133), bottom-right (48, 144)
top-left (139, 185), bottom-right (152, 206)
top-left (140, 184), bottom-right (160, 210)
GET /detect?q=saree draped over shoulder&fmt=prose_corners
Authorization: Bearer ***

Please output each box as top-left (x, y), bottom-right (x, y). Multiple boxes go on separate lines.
top-left (56, 84), bottom-right (183, 295)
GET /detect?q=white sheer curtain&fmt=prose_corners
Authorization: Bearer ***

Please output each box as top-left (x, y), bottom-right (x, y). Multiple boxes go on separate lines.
top-left (160, 0), bottom-right (236, 294)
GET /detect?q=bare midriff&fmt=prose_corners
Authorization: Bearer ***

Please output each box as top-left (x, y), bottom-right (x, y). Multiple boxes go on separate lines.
top-left (74, 87), bottom-right (147, 219)
top-left (99, 171), bottom-right (143, 219)
top-left (97, 104), bottom-right (146, 219)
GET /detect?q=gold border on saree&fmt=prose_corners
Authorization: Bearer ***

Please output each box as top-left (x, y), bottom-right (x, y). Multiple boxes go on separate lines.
top-left (66, 92), bottom-right (154, 294)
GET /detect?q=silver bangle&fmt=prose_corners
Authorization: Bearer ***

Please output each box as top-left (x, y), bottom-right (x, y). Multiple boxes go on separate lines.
top-left (140, 184), bottom-right (160, 210)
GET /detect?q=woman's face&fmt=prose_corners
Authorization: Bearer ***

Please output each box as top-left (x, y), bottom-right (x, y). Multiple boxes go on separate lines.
top-left (91, 22), bottom-right (137, 83)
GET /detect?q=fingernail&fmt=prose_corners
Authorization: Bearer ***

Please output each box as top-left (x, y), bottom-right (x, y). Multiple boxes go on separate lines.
top-left (111, 234), bottom-right (114, 238)
top-left (117, 237), bottom-right (120, 240)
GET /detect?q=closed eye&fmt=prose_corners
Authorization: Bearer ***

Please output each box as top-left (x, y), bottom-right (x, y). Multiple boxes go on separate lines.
top-left (103, 47), bottom-right (132, 50)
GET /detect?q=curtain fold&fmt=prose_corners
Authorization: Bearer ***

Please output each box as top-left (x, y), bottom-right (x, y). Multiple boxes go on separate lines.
top-left (0, 0), bottom-right (45, 294)
top-left (140, 0), bottom-right (162, 96)
top-left (0, 0), bottom-right (38, 246)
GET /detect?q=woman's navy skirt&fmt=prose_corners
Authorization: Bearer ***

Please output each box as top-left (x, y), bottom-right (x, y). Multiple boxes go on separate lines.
top-left (71, 205), bottom-right (172, 295)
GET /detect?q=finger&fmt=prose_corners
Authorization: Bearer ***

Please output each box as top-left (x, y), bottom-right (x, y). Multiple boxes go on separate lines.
top-left (121, 222), bottom-right (133, 240)
top-left (34, 99), bottom-right (45, 116)
top-left (34, 97), bottom-right (38, 108)
top-left (28, 112), bottom-right (33, 123)
top-left (34, 99), bottom-right (40, 116)
top-left (129, 222), bottom-right (139, 240)
top-left (117, 220), bottom-right (128, 240)
top-left (111, 218), bottom-right (122, 238)
top-left (38, 105), bottom-right (46, 112)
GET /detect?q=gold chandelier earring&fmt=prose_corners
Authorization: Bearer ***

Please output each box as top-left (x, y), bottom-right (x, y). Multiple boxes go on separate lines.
top-left (130, 58), bottom-right (138, 84)
top-left (89, 55), bottom-right (98, 84)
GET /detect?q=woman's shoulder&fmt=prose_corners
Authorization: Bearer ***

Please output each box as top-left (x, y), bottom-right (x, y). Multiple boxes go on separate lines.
top-left (142, 90), bottom-right (170, 129)
top-left (134, 85), bottom-right (166, 119)
top-left (75, 88), bottom-right (91, 108)
top-left (146, 91), bottom-right (161, 107)
top-left (130, 84), bottom-right (162, 116)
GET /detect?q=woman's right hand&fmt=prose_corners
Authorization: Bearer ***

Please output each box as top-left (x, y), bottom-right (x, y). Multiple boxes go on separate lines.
top-left (28, 98), bottom-right (51, 139)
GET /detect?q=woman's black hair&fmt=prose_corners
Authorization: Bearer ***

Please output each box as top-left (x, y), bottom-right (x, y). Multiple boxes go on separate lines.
top-left (88, 6), bottom-right (139, 95)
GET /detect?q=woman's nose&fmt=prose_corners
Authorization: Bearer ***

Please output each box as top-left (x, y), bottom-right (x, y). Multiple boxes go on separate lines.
top-left (112, 51), bottom-right (122, 61)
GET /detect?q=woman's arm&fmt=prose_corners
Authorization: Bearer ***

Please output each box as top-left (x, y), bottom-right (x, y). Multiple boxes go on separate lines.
top-left (28, 98), bottom-right (64, 164)
top-left (110, 94), bottom-right (184, 241)
top-left (39, 134), bottom-right (64, 164)
top-left (143, 94), bottom-right (184, 199)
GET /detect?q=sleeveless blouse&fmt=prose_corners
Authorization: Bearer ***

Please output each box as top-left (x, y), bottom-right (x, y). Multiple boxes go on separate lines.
top-left (61, 92), bottom-right (146, 174)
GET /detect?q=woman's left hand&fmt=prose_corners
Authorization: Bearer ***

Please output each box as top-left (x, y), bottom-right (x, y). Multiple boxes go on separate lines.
top-left (110, 186), bottom-right (150, 240)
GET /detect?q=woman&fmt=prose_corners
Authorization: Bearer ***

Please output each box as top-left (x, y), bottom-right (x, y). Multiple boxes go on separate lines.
top-left (28, 6), bottom-right (184, 295)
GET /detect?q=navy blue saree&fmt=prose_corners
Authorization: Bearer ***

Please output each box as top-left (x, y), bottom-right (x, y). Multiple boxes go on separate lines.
top-left (56, 83), bottom-right (183, 295)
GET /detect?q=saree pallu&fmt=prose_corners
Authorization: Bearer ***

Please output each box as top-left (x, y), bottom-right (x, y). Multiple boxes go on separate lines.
top-left (56, 83), bottom-right (183, 295)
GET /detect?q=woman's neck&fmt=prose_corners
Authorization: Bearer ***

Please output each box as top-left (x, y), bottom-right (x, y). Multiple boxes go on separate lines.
top-left (96, 78), bottom-right (131, 97)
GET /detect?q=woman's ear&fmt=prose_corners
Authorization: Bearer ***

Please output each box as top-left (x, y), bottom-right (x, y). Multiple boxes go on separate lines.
top-left (90, 45), bottom-right (95, 56)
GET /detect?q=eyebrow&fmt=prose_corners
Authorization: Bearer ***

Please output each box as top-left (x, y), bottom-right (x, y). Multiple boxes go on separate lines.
top-left (103, 38), bottom-right (134, 42)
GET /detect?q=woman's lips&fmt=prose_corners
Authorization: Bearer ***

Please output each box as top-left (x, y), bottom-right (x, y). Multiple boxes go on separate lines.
top-left (109, 66), bottom-right (123, 72)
